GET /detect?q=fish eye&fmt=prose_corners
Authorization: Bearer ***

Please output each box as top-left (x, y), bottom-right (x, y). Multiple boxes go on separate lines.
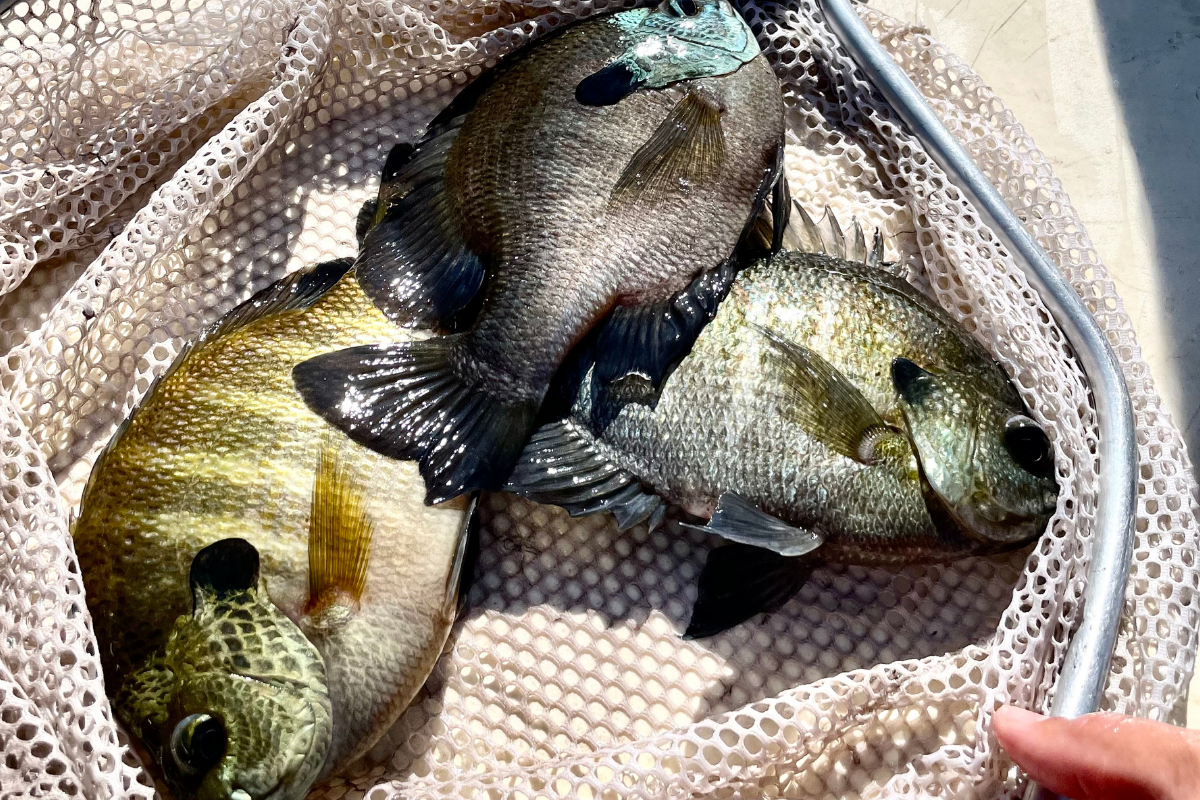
top-left (170, 713), bottom-right (228, 776)
top-left (1003, 417), bottom-right (1054, 479)
top-left (662, 0), bottom-right (700, 16)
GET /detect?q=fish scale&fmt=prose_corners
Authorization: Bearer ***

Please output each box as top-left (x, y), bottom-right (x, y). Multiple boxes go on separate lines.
top-left (509, 239), bottom-right (1059, 637)
top-left (73, 267), bottom-right (470, 800)
top-left (295, 0), bottom-right (787, 504)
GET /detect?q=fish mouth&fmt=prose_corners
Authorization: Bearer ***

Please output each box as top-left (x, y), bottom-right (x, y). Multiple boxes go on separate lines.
top-left (915, 460), bottom-right (1045, 549)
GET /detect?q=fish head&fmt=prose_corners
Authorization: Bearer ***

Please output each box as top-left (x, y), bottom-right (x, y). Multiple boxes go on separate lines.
top-left (577, 0), bottom-right (761, 106)
top-left (117, 539), bottom-right (332, 800)
top-left (892, 358), bottom-right (1059, 545)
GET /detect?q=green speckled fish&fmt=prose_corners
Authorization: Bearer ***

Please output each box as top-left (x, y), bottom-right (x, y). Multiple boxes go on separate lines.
top-left (294, 0), bottom-right (787, 505)
top-left (508, 209), bottom-right (1059, 637)
top-left (72, 260), bottom-right (471, 800)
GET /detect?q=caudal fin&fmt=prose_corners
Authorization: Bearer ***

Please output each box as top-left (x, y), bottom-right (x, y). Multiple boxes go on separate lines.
top-left (293, 336), bottom-right (537, 504)
top-left (506, 419), bottom-right (665, 532)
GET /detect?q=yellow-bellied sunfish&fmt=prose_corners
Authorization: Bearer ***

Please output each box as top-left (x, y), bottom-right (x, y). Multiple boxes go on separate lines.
top-left (73, 260), bottom-right (472, 800)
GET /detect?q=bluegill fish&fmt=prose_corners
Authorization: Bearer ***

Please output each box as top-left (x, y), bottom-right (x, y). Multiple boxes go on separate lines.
top-left (294, 0), bottom-right (787, 505)
top-left (72, 261), bottom-right (472, 800)
top-left (507, 210), bottom-right (1059, 637)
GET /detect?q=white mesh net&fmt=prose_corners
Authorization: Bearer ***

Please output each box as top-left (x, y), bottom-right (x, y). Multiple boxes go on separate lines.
top-left (1, 0), bottom-right (1197, 797)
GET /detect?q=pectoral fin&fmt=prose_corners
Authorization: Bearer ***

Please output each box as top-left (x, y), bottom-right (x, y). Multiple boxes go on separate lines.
top-left (682, 493), bottom-right (824, 557)
top-left (753, 325), bottom-right (892, 465)
top-left (611, 89), bottom-right (726, 206)
top-left (303, 445), bottom-right (374, 633)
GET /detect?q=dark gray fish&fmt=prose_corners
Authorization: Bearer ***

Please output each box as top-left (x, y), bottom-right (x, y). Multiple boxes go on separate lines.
top-left (507, 209), bottom-right (1060, 637)
top-left (294, 0), bottom-right (787, 504)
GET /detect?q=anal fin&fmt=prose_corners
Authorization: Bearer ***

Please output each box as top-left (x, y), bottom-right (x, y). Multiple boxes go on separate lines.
top-left (303, 444), bottom-right (374, 635)
top-left (682, 493), bottom-right (824, 557)
top-left (685, 543), bottom-right (816, 639)
top-left (588, 259), bottom-right (739, 429)
top-left (586, 136), bottom-right (784, 426)
top-left (770, 170), bottom-right (791, 255)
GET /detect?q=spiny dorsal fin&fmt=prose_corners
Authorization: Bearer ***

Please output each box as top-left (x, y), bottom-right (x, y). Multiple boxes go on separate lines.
top-left (207, 259), bottom-right (353, 342)
top-left (850, 218), bottom-right (867, 262)
top-left (826, 208), bottom-right (846, 258)
top-left (611, 89), bottom-right (726, 205)
top-left (752, 324), bottom-right (894, 465)
top-left (355, 117), bottom-right (485, 331)
top-left (305, 444), bottom-right (374, 630)
top-left (869, 229), bottom-right (884, 268)
top-left (788, 200), bottom-right (897, 271)
top-left (793, 201), bottom-right (825, 254)
top-left (446, 494), bottom-right (481, 621)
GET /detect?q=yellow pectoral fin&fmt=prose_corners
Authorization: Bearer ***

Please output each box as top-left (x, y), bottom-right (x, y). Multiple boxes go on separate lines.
top-left (303, 443), bottom-right (374, 634)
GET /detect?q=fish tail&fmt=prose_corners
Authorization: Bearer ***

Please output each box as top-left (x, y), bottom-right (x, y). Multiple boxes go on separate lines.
top-left (293, 335), bottom-right (538, 504)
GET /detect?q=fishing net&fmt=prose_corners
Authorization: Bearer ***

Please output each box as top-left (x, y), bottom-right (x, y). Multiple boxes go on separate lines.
top-left (1, 0), bottom-right (1196, 797)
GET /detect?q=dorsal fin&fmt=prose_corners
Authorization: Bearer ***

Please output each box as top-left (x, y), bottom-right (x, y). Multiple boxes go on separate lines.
top-left (787, 200), bottom-right (897, 272)
top-left (207, 258), bottom-right (353, 342)
top-left (354, 119), bottom-right (486, 331)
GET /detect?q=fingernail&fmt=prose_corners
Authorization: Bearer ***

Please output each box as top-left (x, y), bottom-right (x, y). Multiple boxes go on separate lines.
top-left (995, 705), bottom-right (1047, 733)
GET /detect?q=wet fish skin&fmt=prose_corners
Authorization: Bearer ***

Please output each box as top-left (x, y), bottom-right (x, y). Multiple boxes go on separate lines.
top-left (443, 16), bottom-right (780, 391)
top-left (595, 250), bottom-right (1056, 553)
top-left (73, 262), bottom-right (469, 799)
top-left (510, 238), bottom-right (1059, 634)
top-left (295, 0), bottom-right (787, 504)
